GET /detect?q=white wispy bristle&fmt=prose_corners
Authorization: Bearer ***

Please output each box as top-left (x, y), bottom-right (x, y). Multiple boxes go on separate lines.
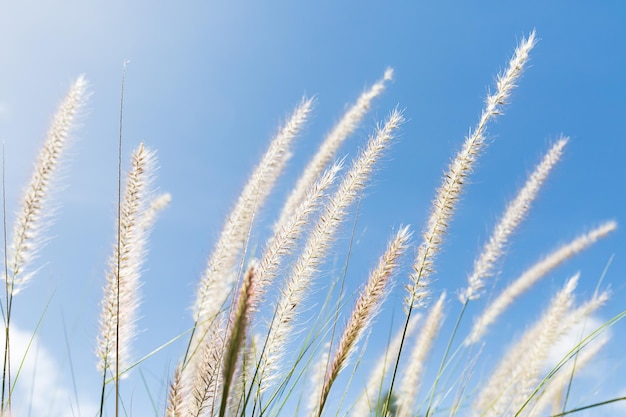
top-left (187, 97), bottom-right (314, 377)
top-left (461, 137), bottom-right (568, 303)
top-left (475, 274), bottom-right (578, 416)
top-left (467, 221), bottom-right (616, 345)
top-left (259, 109), bottom-right (404, 393)
top-left (316, 226), bottom-right (411, 414)
top-left (277, 68), bottom-right (393, 229)
top-left (97, 143), bottom-right (158, 375)
top-left (406, 31), bottom-right (536, 310)
top-left (7, 76), bottom-right (88, 295)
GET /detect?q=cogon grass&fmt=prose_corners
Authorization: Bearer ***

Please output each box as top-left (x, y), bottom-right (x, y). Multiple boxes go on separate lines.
top-left (1, 30), bottom-right (624, 417)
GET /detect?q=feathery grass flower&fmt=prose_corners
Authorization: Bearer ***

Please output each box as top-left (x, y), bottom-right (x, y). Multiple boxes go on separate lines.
top-left (6, 76), bottom-right (88, 296)
top-left (259, 109), bottom-right (404, 393)
top-left (406, 31), bottom-right (537, 310)
top-left (188, 97), bottom-right (314, 376)
top-left (277, 68), bottom-right (393, 229)
top-left (97, 143), bottom-right (160, 374)
top-left (316, 226), bottom-right (411, 415)
top-left (467, 221), bottom-right (616, 345)
top-left (461, 137), bottom-right (568, 303)
top-left (475, 274), bottom-right (579, 416)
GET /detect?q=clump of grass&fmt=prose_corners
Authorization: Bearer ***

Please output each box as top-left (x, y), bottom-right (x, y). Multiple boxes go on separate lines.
top-left (2, 30), bottom-right (624, 417)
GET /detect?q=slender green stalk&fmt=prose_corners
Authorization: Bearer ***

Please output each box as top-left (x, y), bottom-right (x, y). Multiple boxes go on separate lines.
top-left (550, 397), bottom-right (626, 417)
top-left (514, 308), bottom-right (626, 416)
top-left (1, 142), bottom-right (9, 415)
top-left (114, 60), bottom-right (127, 417)
top-left (424, 300), bottom-right (467, 417)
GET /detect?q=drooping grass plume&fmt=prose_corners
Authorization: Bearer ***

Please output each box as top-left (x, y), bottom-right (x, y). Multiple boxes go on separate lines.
top-left (461, 137), bottom-right (568, 303)
top-left (97, 143), bottom-right (159, 376)
top-left (396, 292), bottom-right (446, 417)
top-left (277, 68), bottom-right (393, 228)
top-left (466, 220), bottom-right (617, 345)
top-left (188, 97), bottom-right (314, 372)
top-left (315, 226), bottom-right (411, 416)
top-left (258, 109), bottom-right (404, 394)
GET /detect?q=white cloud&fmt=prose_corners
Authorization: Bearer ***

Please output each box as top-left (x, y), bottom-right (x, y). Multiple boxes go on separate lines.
top-left (544, 315), bottom-right (608, 370)
top-left (540, 314), bottom-right (626, 417)
top-left (0, 325), bottom-right (98, 417)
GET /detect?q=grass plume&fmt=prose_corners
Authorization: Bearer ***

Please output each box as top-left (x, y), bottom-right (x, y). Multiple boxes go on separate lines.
top-left (467, 221), bottom-right (617, 345)
top-left (315, 226), bottom-right (411, 416)
top-left (258, 109), bottom-right (404, 395)
top-left (461, 137), bottom-right (568, 303)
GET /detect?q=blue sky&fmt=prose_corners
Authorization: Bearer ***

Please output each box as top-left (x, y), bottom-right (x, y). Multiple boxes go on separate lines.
top-left (0, 2), bottom-right (625, 416)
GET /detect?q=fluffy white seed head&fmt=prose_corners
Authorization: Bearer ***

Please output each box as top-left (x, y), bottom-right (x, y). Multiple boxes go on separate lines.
top-left (461, 137), bottom-right (568, 303)
top-left (7, 76), bottom-right (88, 295)
top-left (406, 32), bottom-right (536, 311)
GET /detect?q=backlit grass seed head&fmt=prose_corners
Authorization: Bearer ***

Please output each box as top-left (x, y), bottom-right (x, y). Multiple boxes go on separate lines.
top-left (509, 275), bottom-right (583, 414)
top-left (278, 68), bottom-right (393, 228)
top-left (528, 335), bottom-right (608, 417)
top-left (260, 109), bottom-right (404, 391)
top-left (187, 317), bottom-right (227, 417)
top-left (331, 226), bottom-right (411, 372)
top-left (190, 97), bottom-right (314, 360)
top-left (254, 162), bottom-right (343, 308)
top-left (461, 137), bottom-right (568, 303)
top-left (466, 220), bottom-right (617, 345)
top-left (97, 143), bottom-right (158, 374)
top-left (406, 32), bottom-right (536, 311)
top-left (475, 274), bottom-right (578, 416)
top-left (316, 226), bottom-right (411, 415)
top-left (7, 76), bottom-right (87, 295)
top-left (166, 366), bottom-right (184, 417)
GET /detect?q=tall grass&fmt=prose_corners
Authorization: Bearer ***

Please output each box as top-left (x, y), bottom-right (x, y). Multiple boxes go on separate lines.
top-left (2, 30), bottom-right (624, 417)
